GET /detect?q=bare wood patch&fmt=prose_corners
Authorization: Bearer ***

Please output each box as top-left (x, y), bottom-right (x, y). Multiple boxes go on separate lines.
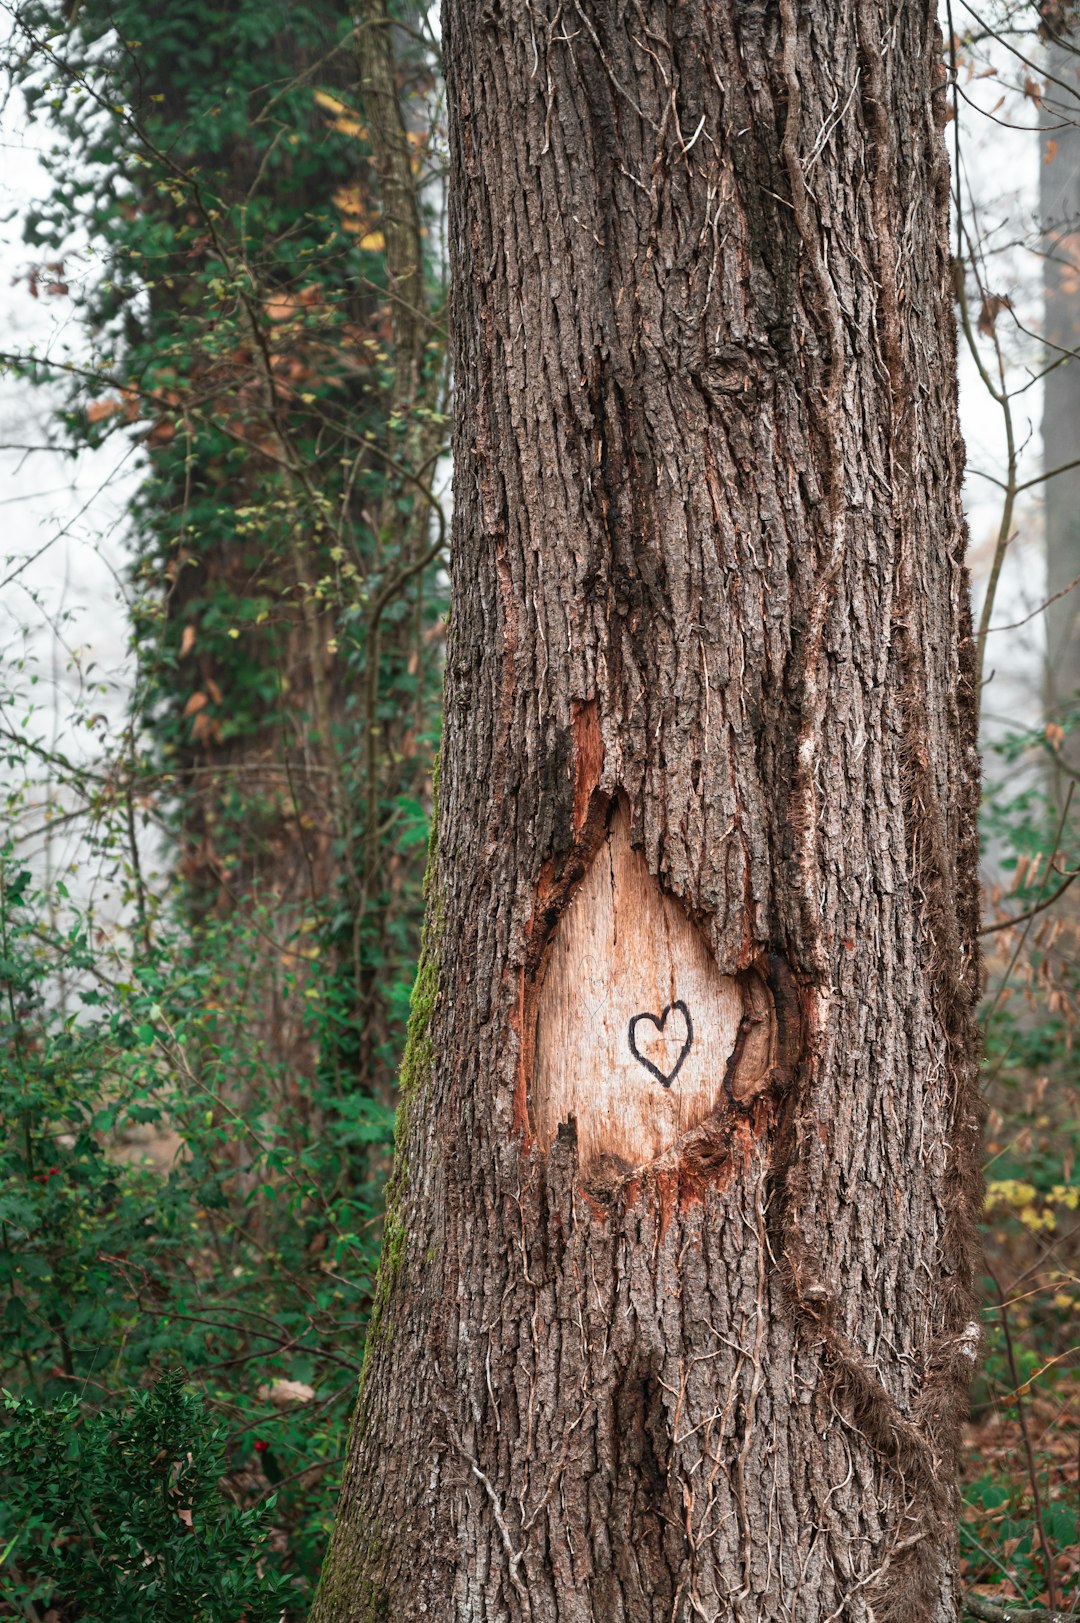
top-left (532, 806), bottom-right (774, 1172)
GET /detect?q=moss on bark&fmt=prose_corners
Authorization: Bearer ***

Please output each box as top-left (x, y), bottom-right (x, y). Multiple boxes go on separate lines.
top-left (364, 752), bottom-right (441, 1354)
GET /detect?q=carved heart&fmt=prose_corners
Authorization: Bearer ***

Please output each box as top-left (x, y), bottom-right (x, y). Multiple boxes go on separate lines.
top-left (628, 1000), bottom-right (694, 1089)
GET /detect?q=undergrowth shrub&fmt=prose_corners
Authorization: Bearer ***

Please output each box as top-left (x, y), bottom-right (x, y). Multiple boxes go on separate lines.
top-left (0, 1373), bottom-right (290, 1622)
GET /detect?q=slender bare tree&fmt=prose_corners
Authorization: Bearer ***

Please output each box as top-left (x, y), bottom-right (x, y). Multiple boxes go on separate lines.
top-left (1042, 17), bottom-right (1080, 780)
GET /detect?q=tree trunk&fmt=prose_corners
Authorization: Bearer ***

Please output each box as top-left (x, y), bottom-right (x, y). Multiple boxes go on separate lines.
top-left (109, 0), bottom-right (443, 1115)
top-left (313, 3), bottom-right (983, 1620)
top-left (1042, 27), bottom-right (1080, 780)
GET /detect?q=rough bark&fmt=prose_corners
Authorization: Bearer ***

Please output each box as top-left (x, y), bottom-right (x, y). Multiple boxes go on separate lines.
top-left (313, 3), bottom-right (982, 1621)
top-left (1042, 29), bottom-right (1080, 778)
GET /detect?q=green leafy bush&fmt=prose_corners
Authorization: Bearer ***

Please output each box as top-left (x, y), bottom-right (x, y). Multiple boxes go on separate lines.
top-left (0, 823), bottom-right (391, 1615)
top-left (0, 1373), bottom-right (290, 1621)
top-left (0, 0), bottom-right (445, 1610)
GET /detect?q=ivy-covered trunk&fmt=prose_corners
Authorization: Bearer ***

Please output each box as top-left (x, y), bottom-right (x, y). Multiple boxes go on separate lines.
top-left (129, 0), bottom-right (432, 1107)
top-left (314, 3), bottom-right (983, 1620)
top-left (119, 0), bottom-right (369, 1098)
top-left (33, 0), bottom-right (447, 1113)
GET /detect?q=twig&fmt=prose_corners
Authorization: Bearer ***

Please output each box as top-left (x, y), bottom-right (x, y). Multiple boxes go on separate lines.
top-left (981, 867), bottom-right (1080, 933)
top-left (983, 784), bottom-right (1074, 1037)
top-left (1006, 1219), bottom-right (1080, 1296)
top-left (985, 568), bottom-right (1080, 634)
top-left (988, 1267), bottom-right (1061, 1611)
top-left (250, 1453), bottom-right (345, 1504)
top-left (953, 232), bottom-right (1018, 701)
top-left (966, 1594), bottom-right (1075, 1623)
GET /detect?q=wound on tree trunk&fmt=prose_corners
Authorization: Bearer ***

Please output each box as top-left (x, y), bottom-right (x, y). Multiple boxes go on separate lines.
top-left (531, 803), bottom-right (788, 1175)
top-left (313, 3), bottom-right (983, 1620)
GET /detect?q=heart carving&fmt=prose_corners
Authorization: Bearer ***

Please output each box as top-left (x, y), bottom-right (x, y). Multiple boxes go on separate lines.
top-left (628, 1000), bottom-right (693, 1089)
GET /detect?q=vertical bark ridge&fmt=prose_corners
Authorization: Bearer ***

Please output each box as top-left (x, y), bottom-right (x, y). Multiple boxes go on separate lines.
top-left (313, 4), bottom-right (982, 1620)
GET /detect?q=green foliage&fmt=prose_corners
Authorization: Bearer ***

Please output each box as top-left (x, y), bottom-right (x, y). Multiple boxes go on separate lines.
top-left (962, 730), bottom-right (1080, 1612)
top-left (0, 818), bottom-right (401, 1615)
top-left (0, 2), bottom-right (447, 1612)
top-left (4, 0), bottom-right (449, 1088)
top-left (0, 1373), bottom-right (290, 1622)
top-left (963, 1460), bottom-right (1079, 1609)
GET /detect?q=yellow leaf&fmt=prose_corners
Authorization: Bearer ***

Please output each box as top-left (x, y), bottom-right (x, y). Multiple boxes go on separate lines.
top-left (314, 90), bottom-right (350, 116)
top-left (358, 231), bottom-right (385, 252)
top-left (332, 185), bottom-right (365, 217)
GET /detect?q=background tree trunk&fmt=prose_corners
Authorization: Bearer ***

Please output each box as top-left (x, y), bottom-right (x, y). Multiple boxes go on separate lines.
top-left (88, 0), bottom-right (445, 1125)
top-left (127, 0), bottom-right (365, 1094)
top-left (313, 3), bottom-right (983, 1620)
top-left (1042, 24), bottom-right (1080, 783)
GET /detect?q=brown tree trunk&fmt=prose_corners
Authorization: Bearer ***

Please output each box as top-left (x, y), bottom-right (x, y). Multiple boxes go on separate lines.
top-left (151, 1), bottom-right (442, 1117)
top-left (140, 2), bottom-right (364, 1104)
top-left (1042, 27), bottom-right (1080, 782)
top-left (313, 4), bottom-right (983, 1620)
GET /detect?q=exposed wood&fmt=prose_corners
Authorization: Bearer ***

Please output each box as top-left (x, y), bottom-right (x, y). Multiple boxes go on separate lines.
top-left (533, 805), bottom-right (769, 1171)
